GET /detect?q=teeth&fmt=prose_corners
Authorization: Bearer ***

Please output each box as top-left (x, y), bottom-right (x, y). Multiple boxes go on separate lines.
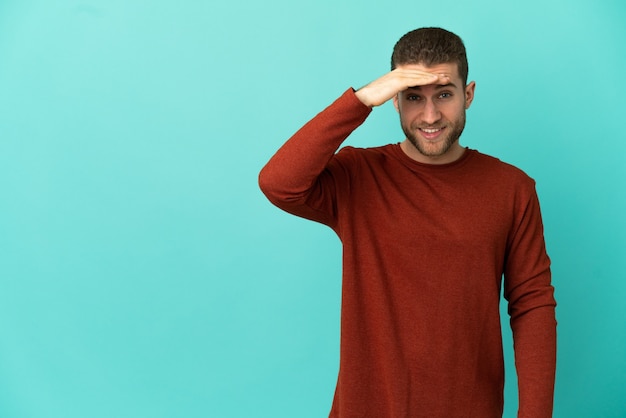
top-left (421, 128), bottom-right (440, 133)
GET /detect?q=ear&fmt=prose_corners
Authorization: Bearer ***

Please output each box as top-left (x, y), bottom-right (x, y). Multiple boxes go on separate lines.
top-left (464, 81), bottom-right (476, 109)
top-left (393, 94), bottom-right (400, 112)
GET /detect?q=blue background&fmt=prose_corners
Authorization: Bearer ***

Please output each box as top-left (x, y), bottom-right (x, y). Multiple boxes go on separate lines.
top-left (1, 1), bottom-right (624, 417)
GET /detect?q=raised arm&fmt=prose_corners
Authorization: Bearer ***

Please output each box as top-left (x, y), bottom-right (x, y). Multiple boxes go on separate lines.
top-left (258, 70), bottom-right (450, 225)
top-left (258, 89), bottom-right (370, 226)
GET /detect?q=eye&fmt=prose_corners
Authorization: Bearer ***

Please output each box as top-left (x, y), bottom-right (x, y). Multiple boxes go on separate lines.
top-left (438, 92), bottom-right (453, 99)
top-left (406, 94), bottom-right (421, 101)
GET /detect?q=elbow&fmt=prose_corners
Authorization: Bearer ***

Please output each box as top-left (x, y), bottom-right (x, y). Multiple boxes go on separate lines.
top-left (258, 164), bottom-right (279, 199)
top-left (258, 164), bottom-right (290, 206)
top-left (507, 285), bottom-right (557, 323)
top-left (258, 165), bottom-right (270, 195)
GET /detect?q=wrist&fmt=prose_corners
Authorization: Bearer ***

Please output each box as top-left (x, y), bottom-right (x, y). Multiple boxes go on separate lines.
top-left (354, 87), bottom-right (374, 108)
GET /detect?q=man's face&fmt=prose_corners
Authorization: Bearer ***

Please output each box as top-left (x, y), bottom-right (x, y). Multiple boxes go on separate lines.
top-left (393, 62), bottom-right (475, 164)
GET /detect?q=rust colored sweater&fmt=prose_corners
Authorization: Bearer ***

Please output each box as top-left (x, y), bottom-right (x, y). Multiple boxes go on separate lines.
top-left (259, 89), bottom-right (556, 418)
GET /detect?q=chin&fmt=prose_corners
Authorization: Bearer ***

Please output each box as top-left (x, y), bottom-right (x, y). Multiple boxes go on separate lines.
top-left (413, 138), bottom-right (455, 158)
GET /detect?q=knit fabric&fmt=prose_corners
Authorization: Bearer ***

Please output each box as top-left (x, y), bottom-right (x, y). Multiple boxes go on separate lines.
top-left (259, 89), bottom-right (556, 418)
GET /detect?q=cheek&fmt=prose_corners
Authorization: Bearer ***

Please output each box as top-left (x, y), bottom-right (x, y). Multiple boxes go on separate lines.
top-left (398, 109), bottom-right (414, 125)
top-left (398, 103), bottom-right (419, 119)
top-left (442, 102), bottom-right (465, 119)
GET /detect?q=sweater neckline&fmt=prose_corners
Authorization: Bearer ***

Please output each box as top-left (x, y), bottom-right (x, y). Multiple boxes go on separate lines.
top-left (390, 143), bottom-right (475, 172)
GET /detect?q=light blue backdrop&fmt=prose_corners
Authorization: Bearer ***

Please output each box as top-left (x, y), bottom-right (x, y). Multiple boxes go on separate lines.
top-left (1, 1), bottom-right (624, 417)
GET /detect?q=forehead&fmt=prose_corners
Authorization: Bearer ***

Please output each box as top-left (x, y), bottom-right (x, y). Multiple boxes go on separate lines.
top-left (397, 62), bottom-right (461, 82)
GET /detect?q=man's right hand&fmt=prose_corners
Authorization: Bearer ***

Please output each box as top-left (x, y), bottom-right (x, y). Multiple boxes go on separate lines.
top-left (355, 68), bottom-right (450, 107)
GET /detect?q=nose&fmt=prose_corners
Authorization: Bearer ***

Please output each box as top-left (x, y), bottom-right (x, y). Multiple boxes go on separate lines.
top-left (422, 99), bottom-right (441, 125)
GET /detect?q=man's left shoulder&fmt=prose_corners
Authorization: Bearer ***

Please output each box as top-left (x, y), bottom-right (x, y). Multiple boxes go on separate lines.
top-left (470, 149), bottom-right (536, 187)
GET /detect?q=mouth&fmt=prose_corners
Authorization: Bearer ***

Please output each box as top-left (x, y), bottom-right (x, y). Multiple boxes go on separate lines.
top-left (418, 127), bottom-right (445, 140)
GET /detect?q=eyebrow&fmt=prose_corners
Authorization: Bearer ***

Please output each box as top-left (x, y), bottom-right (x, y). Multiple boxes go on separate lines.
top-left (407, 82), bottom-right (458, 91)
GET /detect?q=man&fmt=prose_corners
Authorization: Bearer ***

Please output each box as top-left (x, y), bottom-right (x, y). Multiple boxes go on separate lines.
top-left (259, 27), bottom-right (556, 418)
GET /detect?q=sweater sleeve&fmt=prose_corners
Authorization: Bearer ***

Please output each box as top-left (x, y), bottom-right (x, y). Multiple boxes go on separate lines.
top-left (258, 89), bottom-right (371, 228)
top-left (503, 182), bottom-right (557, 418)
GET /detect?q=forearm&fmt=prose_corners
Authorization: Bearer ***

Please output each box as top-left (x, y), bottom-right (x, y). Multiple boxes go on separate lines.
top-left (512, 304), bottom-right (557, 418)
top-left (258, 89), bottom-right (370, 214)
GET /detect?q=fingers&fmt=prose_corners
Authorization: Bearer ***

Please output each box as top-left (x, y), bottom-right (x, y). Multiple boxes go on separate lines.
top-left (395, 69), bottom-right (451, 87)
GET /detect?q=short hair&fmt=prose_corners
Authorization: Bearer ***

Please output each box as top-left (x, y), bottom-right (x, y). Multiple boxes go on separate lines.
top-left (391, 27), bottom-right (469, 85)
